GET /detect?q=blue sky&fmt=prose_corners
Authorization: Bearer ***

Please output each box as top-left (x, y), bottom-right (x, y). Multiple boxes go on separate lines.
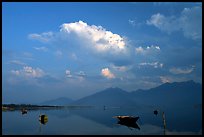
top-left (2, 2), bottom-right (202, 103)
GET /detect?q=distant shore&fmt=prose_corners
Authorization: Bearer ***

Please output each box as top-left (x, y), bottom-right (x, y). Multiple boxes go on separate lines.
top-left (2, 104), bottom-right (94, 111)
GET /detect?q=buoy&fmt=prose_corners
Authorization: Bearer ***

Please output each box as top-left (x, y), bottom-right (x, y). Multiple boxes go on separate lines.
top-left (154, 110), bottom-right (158, 115)
top-left (39, 114), bottom-right (48, 125)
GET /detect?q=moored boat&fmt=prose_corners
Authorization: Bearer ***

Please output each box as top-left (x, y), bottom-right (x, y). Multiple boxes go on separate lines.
top-left (21, 108), bottom-right (28, 114)
top-left (114, 115), bottom-right (139, 123)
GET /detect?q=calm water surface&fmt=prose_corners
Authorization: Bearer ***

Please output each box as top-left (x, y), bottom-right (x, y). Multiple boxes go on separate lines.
top-left (2, 106), bottom-right (202, 135)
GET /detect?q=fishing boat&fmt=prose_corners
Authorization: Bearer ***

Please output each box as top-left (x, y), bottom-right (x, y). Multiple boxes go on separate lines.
top-left (114, 116), bottom-right (139, 123)
top-left (21, 108), bottom-right (28, 114)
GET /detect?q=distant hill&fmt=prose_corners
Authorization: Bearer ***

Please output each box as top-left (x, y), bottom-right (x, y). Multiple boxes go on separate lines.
top-left (40, 97), bottom-right (74, 106)
top-left (39, 80), bottom-right (201, 107)
top-left (71, 87), bottom-right (138, 107)
top-left (131, 80), bottom-right (202, 107)
top-left (71, 80), bottom-right (202, 108)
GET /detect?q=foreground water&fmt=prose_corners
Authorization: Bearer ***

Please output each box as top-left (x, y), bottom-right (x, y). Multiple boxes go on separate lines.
top-left (2, 105), bottom-right (202, 135)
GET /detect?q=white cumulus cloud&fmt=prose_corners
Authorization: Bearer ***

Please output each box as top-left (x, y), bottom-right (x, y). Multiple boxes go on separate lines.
top-left (23, 66), bottom-right (44, 78)
top-left (76, 71), bottom-right (86, 77)
top-left (135, 46), bottom-right (144, 53)
top-left (65, 69), bottom-right (72, 78)
top-left (101, 68), bottom-right (115, 79)
top-left (60, 20), bottom-right (127, 54)
top-left (135, 45), bottom-right (160, 54)
top-left (169, 66), bottom-right (195, 74)
top-left (139, 62), bottom-right (163, 68)
top-left (9, 60), bottom-right (26, 66)
top-left (128, 19), bottom-right (142, 27)
top-left (28, 31), bottom-right (54, 43)
top-left (147, 13), bottom-right (180, 34)
top-left (160, 76), bottom-right (171, 83)
top-left (11, 70), bottom-right (20, 76)
top-left (147, 6), bottom-right (202, 40)
top-left (129, 19), bottom-right (136, 26)
top-left (180, 6), bottom-right (202, 40)
top-left (111, 64), bottom-right (129, 72)
top-left (11, 66), bottom-right (45, 78)
top-left (33, 46), bottom-right (48, 52)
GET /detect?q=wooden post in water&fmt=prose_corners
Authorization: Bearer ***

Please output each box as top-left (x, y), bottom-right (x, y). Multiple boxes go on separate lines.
top-left (162, 112), bottom-right (166, 135)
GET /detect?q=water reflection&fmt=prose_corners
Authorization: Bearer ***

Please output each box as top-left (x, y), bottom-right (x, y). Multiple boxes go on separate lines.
top-left (117, 120), bottom-right (140, 130)
top-left (2, 105), bottom-right (202, 135)
top-left (113, 115), bottom-right (140, 130)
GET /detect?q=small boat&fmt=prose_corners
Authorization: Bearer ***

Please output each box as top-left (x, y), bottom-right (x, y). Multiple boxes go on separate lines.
top-left (114, 116), bottom-right (139, 123)
top-left (39, 114), bottom-right (48, 125)
top-left (21, 108), bottom-right (28, 115)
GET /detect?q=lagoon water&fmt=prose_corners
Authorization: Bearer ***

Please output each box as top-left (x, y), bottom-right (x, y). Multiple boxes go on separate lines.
top-left (2, 105), bottom-right (202, 135)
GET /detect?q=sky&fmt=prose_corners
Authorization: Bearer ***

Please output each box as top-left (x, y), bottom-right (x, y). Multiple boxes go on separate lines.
top-left (2, 2), bottom-right (202, 104)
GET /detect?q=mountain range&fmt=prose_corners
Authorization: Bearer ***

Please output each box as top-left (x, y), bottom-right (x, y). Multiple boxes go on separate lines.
top-left (40, 97), bottom-right (73, 106)
top-left (40, 80), bottom-right (202, 108)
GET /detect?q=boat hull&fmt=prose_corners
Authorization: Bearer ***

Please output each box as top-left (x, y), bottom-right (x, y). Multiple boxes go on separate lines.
top-left (116, 116), bottom-right (139, 123)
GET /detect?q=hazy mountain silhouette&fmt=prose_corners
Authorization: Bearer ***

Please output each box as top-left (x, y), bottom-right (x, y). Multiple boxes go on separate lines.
top-left (38, 80), bottom-right (201, 108)
top-left (40, 97), bottom-right (74, 105)
top-left (131, 80), bottom-right (202, 107)
top-left (71, 80), bottom-right (202, 108)
top-left (71, 87), bottom-right (138, 107)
